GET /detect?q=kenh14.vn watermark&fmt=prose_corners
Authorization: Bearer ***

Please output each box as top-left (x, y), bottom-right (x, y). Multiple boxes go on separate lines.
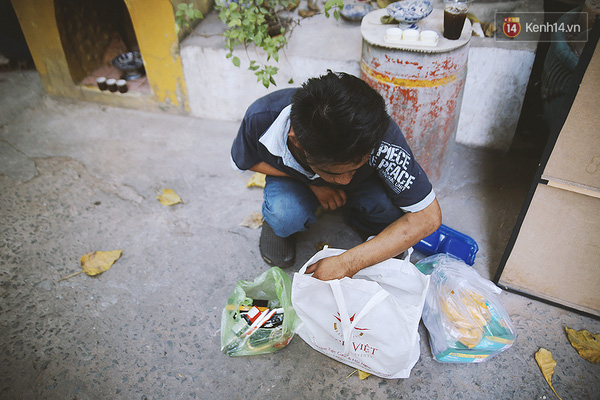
top-left (495, 12), bottom-right (589, 42)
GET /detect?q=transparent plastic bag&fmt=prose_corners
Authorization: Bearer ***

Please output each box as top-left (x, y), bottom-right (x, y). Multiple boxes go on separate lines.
top-left (220, 267), bottom-right (300, 356)
top-left (417, 254), bottom-right (517, 363)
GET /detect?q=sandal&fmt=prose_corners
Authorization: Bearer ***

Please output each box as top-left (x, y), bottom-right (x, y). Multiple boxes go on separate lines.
top-left (259, 221), bottom-right (296, 268)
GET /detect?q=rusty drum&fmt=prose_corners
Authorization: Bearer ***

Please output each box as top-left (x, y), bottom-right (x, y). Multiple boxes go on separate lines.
top-left (360, 9), bottom-right (471, 180)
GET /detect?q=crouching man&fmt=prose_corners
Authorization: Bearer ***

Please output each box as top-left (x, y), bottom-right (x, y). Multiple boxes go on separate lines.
top-left (231, 71), bottom-right (441, 280)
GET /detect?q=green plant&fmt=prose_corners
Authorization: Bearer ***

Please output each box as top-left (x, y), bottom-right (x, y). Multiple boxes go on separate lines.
top-left (175, 2), bottom-right (204, 31)
top-left (215, 0), bottom-right (347, 88)
top-left (216, 0), bottom-right (300, 88)
top-left (323, 0), bottom-right (344, 21)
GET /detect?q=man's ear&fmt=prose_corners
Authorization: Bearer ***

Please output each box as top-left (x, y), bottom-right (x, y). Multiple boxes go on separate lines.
top-left (288, 126), bottom-right (302, 149)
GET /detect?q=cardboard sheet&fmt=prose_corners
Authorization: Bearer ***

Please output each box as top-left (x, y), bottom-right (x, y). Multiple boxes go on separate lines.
top-left (498, 184), bottom-right (600, 317)
top-left (542, 44), bottom-right (600, 193)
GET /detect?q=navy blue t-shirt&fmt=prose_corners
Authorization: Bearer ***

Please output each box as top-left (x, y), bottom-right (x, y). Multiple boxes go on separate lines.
top-left (231, 88), bottom-right (435, 213)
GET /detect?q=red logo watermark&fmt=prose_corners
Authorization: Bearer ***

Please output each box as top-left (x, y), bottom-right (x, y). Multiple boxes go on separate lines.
top-left (495, 12), bottom-right (588, 42)
top-left (503, 17), bottom-right (521, 38)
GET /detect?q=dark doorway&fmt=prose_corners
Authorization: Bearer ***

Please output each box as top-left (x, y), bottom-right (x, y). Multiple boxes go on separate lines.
top-left (54, 0), bottom-right (149, 93)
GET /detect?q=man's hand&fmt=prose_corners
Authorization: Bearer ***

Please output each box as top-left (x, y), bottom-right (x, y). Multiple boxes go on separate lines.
top-left (309, 185), bottom-right (347, 211)
top-left (305, 255), bottom-right (354, 281)
top-left (306, 199), bottom-right (442, 280)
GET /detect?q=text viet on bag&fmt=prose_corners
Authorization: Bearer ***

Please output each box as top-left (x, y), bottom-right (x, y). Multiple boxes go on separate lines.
top-left (291, 247), bottom-right (430, 379)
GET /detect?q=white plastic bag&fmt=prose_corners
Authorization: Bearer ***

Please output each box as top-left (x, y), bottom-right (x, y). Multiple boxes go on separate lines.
top-left (291, 247), bottom-right (430, 379)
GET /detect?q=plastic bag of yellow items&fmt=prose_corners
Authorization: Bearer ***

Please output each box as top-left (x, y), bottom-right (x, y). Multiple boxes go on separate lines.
top-left (417, 254), bottom-right (516, 363)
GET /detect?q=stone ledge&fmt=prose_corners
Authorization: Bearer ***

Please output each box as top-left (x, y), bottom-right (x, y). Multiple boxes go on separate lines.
top-left (181, 8), bottom-right (363, 121)
top-left (181, 0), bottom-right (543, 150)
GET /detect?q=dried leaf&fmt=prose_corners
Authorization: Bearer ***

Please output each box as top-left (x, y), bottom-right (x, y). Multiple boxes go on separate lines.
top-left (482, 22), bottom-right (497, 37)
top-left (535, 348), bottom-right (562, 400)
top-left (298, 9), bottom-right (317, 18)
top-left (467, 12), bottom-right (481, 24)
top-left (246, 172), bottom-right (266, 188)
top-left (307, 0), bottom-right (320, 12)
top-left (58, 250), bottom-right (123, 282)
top-left (565, 326), bottom-right (600, 363)
top-left (377, 0), bottom-right (393, 9)
top-left (157, 188), bottom-right (182, 206)
top-left (81, 250), bottom-right (123, 276)
top-left (380, 15), bottom-right (397, 24)
top-left (240, 212), bottom-right (263, 229)
top-left (358, 370), bottom-right (371, 380)
top-left (346, 369), bottom-right (372, 380)
top-left (314, 241), bottom-right (329, 251)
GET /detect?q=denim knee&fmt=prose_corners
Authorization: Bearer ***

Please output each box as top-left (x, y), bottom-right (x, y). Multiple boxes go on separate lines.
top-left (345, 201), bottom-right (404, 235)
top-left (346, 177), bottom-right (404, 235)
top-left (262, 177), bottom-right (319, 237)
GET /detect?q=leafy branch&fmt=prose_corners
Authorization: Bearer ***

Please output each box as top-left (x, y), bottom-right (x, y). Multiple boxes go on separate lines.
top-left (175, 2), bottom-right (204, 32)
top-left (324, 0), bottom-right (344, 21)
top-left (216, 0), bottom-right (300, 88)
top-left (215, 0), bottom-right (347, 88)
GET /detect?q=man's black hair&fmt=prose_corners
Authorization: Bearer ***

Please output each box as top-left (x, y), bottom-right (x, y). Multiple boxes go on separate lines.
top-left (290, 71), bottom-right (389, 166)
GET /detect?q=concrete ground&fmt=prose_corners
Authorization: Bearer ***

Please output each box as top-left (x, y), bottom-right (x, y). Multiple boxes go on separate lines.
top-left (1, 69), bottom-right (599, 400)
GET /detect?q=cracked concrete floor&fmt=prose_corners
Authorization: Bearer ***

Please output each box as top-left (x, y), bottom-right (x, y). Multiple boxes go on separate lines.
top-left (1, 70), bottom-right (599, 399)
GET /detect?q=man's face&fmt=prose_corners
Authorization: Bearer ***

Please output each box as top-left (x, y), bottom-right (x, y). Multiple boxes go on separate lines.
top-left (309, 154), bottom-right (370, 185)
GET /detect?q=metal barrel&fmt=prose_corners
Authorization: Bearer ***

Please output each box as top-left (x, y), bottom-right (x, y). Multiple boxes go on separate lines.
top-left (361, 41), bottom-right (469, 180)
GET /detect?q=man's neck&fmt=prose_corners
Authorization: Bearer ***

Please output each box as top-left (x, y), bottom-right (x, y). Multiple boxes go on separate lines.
top-left (286, 137), bottom-right (314, 174)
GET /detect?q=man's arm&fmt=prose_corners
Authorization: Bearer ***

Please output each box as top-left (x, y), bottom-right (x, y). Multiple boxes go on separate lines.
top-left (305, 198), bottom-right (442, 280)
top-left (250, 162), bottom-right (347, 210)
top-left (249, 161), bottom-right (290, 177)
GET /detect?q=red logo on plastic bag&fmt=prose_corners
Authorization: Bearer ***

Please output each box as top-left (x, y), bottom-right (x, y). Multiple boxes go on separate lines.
top-left (333, 313), bottom-right (370, 337)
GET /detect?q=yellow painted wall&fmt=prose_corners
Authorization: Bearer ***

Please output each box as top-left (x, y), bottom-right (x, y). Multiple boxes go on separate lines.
top-left (11, 0), bottom-right (198, 113)
top-left (125, 0), bottom-right (188, 109)
top-left (11, 0), bottom-right (73, 98)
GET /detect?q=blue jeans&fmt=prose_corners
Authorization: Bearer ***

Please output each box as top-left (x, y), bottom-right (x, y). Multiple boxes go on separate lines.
top-left (262, 175), bottom-right (405, 238)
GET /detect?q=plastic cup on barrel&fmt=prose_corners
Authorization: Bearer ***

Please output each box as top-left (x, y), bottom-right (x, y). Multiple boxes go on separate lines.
top-left (443, 0), bottom-right (472, 40)
top-left (116, 79), bottom-right (128, 93)
top-left (106, 78), bottom-right (118, 92)
top-left (96, 77), bottom-right (107, 91)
